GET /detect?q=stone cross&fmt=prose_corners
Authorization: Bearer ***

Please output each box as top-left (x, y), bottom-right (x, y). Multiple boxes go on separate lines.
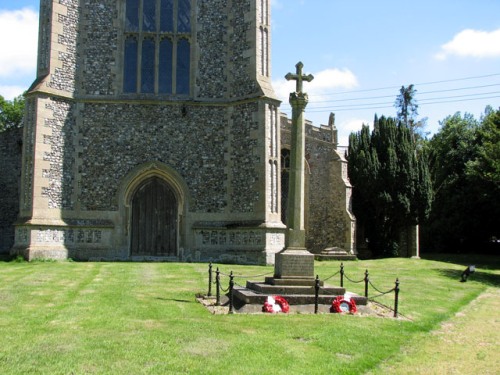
top-left (285, 61), bottom-right (314, 94)
top-left (274, 61), bottom-right (315, 280)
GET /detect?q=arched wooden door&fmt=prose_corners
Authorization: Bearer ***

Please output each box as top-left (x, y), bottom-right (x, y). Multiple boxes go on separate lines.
top-left (130, 177), bottom-right (177, 256)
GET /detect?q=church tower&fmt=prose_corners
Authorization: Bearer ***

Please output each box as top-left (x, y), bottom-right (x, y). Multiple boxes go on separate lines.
top-left (13, 0), bottom-right (285, 264)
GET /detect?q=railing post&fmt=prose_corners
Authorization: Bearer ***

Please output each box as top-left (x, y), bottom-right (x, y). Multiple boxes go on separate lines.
top-left (340, 262), bottom-right (344, 288)
top-left (394, 278), bottom-right (400, 318)
top-left (314, 275), bottom-right (320, 314)
top-left (229, 271), bottom-right (234, 314)
top-left (364, 269), bottom-right (369, 298)
top-left (215, 267), bottom-right (221, 306)
top-left (208, 262), bottom-right (213, 297)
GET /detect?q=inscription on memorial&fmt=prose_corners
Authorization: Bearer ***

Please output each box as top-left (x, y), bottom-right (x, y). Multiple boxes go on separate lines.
top-left (277, 253), bottom-right (314, 277)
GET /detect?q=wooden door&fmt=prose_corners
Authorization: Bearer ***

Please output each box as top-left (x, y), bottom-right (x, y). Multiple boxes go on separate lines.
top-left (130, 177), bottom-right (177, 256)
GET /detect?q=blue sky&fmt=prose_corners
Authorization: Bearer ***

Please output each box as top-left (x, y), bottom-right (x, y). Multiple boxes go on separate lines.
top-left (1, 0), bottom-right (499, 145)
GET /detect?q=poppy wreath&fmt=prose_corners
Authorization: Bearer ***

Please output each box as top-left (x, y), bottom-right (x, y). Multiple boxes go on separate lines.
top-left (330, 295), bottom-right (357, 314)
top-left (262, 295), bottom-right (290, 313)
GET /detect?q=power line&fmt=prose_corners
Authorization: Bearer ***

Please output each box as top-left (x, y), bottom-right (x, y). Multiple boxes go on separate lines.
top-left (309, 91), bottom-right (500, 109)
top-left (302, 94), bottom-right (500, 113)
top-left (305, 72), bottom-right (500, 98)
top-left (306, 83), bottom-right (500, 105)
top-left (279, 75), bottom-right (500, 113)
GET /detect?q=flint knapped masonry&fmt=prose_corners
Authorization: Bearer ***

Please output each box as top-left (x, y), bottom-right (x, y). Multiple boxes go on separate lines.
top-left (6, 0), bottom-right (356, 264)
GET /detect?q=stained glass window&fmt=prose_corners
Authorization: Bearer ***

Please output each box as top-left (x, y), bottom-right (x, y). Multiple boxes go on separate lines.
top-left (123, 0), bottom-right (191, 95)
top-left (160, 0), bottom-right (174, 32)
top-left (176, 39), bottom-right (190, 95)
top-left (159, 38), bottom-right (173, 93)
top-left (125, 0), bottom-right (139, 31)
top-left (123, 37), bottom-right (138, 93)
top-left (141, 38), bottom-right (155, 93)
top-left (143, 0), bottom-right (156, 32)
top-left (178, 0), bottom-right (191, 33)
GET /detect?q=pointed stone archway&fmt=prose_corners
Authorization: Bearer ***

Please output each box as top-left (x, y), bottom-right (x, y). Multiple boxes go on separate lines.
top-left (130, 177), bottom-right (178, 256)
top-left (119, 162), bottom-right (189, 259)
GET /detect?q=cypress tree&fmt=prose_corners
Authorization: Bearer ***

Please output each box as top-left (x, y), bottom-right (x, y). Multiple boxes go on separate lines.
top-left (348, 116), bottom-right (432, 257)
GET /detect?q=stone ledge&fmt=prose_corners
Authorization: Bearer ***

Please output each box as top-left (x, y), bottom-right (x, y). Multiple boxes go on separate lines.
top-left (232, 286), bottom-right (367, 307)
top-left (315, 254), bottom-right (358, 261)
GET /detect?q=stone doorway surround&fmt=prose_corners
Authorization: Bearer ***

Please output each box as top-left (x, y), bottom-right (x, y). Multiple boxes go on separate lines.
top-left (120, 162), bottom-right (189, 259)
top-left (130, 177), bottom-right (178, 257)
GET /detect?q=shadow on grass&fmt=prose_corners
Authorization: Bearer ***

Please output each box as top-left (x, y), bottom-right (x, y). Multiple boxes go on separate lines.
top-left (422, 252), bottom-right (500, 270)
top-left (434, 268), bottom-right (500, 288)
top-left (155, 297), bottom-right (195, 303)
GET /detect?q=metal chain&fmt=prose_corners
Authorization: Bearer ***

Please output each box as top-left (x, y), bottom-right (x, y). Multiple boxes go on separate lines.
top-left (219, 270), bottom-right (273, 279)
top-left (343, 273), bottom-right (365, 283)
top-left (219, 284), bottom-right (230, 293)
top-left (321, 270), bottom-right (340, 282)
top-left (368, 280), bottom-right (395, 295)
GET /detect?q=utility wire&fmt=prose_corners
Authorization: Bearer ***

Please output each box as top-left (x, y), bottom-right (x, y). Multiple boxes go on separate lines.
top-left (304, 72), bottom-right (500, 98)
top-left (303, 91), bottom-right (500, 111)
top-left (303, 94), bottom-right (500, 113)
top-left (279, 73), bottom-right (500, 113)
top-left (305, 83), bottom-right (500, 105)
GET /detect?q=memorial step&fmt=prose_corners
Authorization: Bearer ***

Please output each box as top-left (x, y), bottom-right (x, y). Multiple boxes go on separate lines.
top-left (232, 286), bottom-right (367, 307)
top-left (246, 281), bottom-right (345, 296)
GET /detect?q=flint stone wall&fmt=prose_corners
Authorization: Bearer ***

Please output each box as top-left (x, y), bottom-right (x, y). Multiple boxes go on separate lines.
top-left (0, 128), bottom-right (23, 254)
top-left (280, 115), bottom-right (353, 253)
top-left (76, 102), bottom-right (259, 213)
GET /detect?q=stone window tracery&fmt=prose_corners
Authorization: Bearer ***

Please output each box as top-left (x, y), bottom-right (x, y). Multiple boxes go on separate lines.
top-left (123, 0), bottom-right (192, 95)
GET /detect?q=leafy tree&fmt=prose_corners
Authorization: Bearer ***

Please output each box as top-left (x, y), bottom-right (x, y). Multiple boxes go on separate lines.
top-left (348, 116), bottom-right (432, 257)
top-left (395, 84), bottom-right (418, 129)
top-left (467, 106), bottom-right (500, 186)
top-left (0, 94), bottom-right (25, 132)
top-left (422, 112), bottom-right (478, 251)
top-left (422, 108), bottom-right (500, 252)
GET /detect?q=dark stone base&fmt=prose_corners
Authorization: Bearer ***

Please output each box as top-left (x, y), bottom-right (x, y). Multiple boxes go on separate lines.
top-left (232, 285), bottom-right (367, 312)
top-left (243, 280), bottom-right (345, 298)
top-left (230, 246), bottom-right (366, 313)
top-left (274, 248), bottom-right (315, 279)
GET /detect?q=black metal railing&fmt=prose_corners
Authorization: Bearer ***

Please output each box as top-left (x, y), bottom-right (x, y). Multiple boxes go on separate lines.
top-left (206, 262), bottom-right (401, 318)
top-left (322, 263), bottom-right (401, 317)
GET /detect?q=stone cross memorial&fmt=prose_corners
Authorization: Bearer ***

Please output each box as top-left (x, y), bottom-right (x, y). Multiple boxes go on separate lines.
top-left (274, 62), bottom-right (315, 280)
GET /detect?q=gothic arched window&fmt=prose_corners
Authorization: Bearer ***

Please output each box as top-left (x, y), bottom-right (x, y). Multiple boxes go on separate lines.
top-left (124, 0), bottom-right (192, 95)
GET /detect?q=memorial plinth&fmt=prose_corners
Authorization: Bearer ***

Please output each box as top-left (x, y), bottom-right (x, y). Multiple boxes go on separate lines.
top-left (274, 63), bottom-right (315, 281)
top-left (274, 249), bottom-right (314, 279)
top-left (230, 62), bottom-right (367, 312)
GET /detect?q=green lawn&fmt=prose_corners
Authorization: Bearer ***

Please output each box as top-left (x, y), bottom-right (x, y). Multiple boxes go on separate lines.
top-left (0, 255), bottom-right (498, 374)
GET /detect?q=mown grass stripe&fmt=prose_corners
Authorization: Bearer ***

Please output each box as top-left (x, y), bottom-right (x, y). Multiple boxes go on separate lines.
top-left (0, 255), bottom-right (497, 374)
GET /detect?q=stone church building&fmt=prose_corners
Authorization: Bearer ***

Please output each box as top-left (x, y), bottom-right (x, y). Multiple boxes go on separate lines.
top-left (4, 0), bottom-right (356, 264)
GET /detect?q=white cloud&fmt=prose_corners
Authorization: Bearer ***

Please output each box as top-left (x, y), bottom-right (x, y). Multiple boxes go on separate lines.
top-left (0, 85), bottom-right (27, 100)
top-left (273, 67), bottom-right (361, 140)
top-left (0, 8), bottom-right (39, 78)
top-left (337, 118), bottom-right (371, 147)
top-left (436, 28), bottom-right (500, 60)
top-left (273, 67), bottom-right (359, 104)
top-left (309, 68), bottom-right (358, 92)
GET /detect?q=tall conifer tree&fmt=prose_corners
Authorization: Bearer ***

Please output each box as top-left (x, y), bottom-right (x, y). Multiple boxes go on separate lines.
top-left (348, 116), bottom-right (432, 256)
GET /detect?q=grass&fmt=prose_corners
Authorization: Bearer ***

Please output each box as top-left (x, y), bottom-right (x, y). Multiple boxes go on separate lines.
top-left (368, 286), bottom-right (500, 374)
top-left (0, 255), bottom-right (498, 374)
